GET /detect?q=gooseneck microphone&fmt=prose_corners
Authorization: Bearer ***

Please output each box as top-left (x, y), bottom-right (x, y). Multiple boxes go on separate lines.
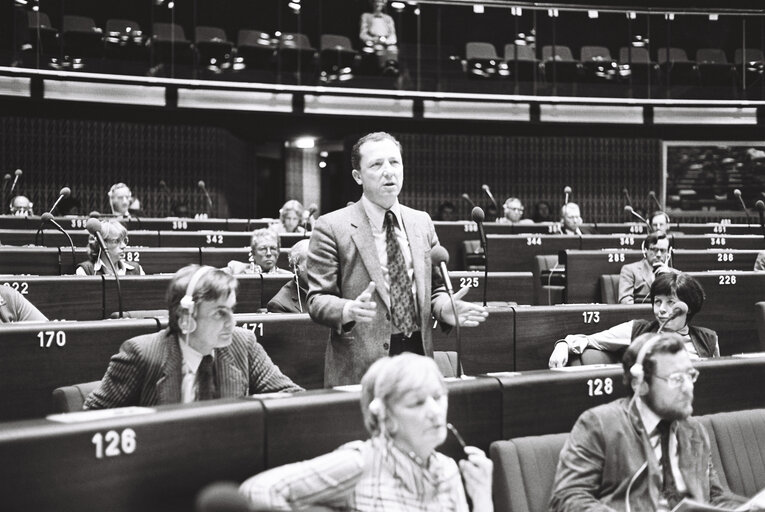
top-left (461, 193), bottom-right (476, 210)
top-left (432, 245), bottom-right (462, 377)
top-left (301, 209), bottom-right (311, 238)
top-left (755, 200), bottom-right (765, 239)
top-left (648, 190), bottom-right (662, 212)
top-left (733, 189), bottom-right (751, 225)
top-left (49, 186), bottom-right (71, 214)
top-left (87, 218), bottom-right (124, 318)
top-left (1, 173), bottom-right (10, 213)
top-left (622, 188), bottom-right (633, 207)
top-left (9, 169), bottom-right (22, 195)
top-left (481, 184), bottom-right (498, 213)
top-left (563, 186), bottom-right (572, 205)
top-left (41, 212), bottom-right (77, 272)
top-left (198, 180), bottom-right (213, 211)
top-left (658, 302), bottom-right (689, 333)
top-left (471, 206), bottom-right (488, 307)
top-left (624, 205), bottom-right (651, 231)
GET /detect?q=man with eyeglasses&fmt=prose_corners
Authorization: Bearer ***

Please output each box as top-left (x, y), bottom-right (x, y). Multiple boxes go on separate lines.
top-left (618, 231), bottom-right (677, 304)
top-left (551, 332), bottom-right (746, 511)
top-left (226, 228), bottom-right (291, 275)
top-left (498, 197), bottom-right (533, 225)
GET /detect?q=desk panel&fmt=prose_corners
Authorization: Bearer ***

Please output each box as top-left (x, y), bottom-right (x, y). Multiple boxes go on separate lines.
top-left (450, 271), bottom-right (534, 305)
top-left (579, 234), bottom-right (643, 251)
top-left (673, 234), bottom-right (764, 251)
top-left (562, 249), bottom-right (643, 303)
top-left (235, 313), bottom-right (329, 390)
top-left (126, 218), bottom-right (229, 231)
top-left (434, 221), bottom-right (481, 271)
top-left (513, 304), bottom-right (653, 371)
top-left (0, 319), bottom-right (161, 420)
top-left (677, 223), bottom-right (757, 235)
top-left (593, 223), bottom-right (650, 235)
top-left (0, 276), bottom-right (103, 320)
top-left (0, 400), bottom-right (265, 512)
top-left (672, 249), bottom-right (761, 272)
top-left (487, 234), bottom-right (580, 272)
top-left (0, 229), bottom-right (90, 248)
top-left (0, 246), bottom-right (60, 275)
top-left (123, 247), bottom-right (200, 274)
top-left (200, 248), bottom-right (291, 272)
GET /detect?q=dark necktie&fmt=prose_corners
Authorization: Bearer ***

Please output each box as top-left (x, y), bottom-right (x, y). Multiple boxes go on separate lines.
top-left (658, 420), bottom-right (684, 508)
top-left (197, 355), bottom-right (218, 401)
top-left (384, 211), bottom-right (419, 334)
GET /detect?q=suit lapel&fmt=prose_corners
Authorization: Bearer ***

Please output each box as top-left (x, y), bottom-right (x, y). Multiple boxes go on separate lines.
top-left (157, 333), bottom-right (182, 404)
top-left (215, 345), bottom-right (247, 398)
top-left (350, 202), bottom-right (390, 309)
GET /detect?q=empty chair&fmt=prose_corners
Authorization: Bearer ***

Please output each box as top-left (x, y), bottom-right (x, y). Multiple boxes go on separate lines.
top-left (104, 19), bottom-right (145, 61)
top-left (61, 15), bottom-right (103, 59)
top-left (504, 43), bottom-right (538, 81)
top-left (52, 381), bottom-right (101, 413)
top-left (195, 26), bottom-right (233, 69)
top-left (580, 45), bottom-right (618, 82)
top-left (237, 29), bottom-right (276, 69)
top-left (277, 32), bottom-right (318, 74)
top-left (657, 47), bottom-right (698, 86)
top-left (696, 48), bottom-right (735, 87)
top-left (618, 46), bottom-right (659, 88)
top-left (24, 11), bottom-right (60, 57)
top-left (541, 44), bottom-right (581, 83)
top-left (466, 42), bottom-right (508, 78)
top-left (151, 22), bottom-right (194, 66)
top-left (319, 34), bottom-right (357, 79)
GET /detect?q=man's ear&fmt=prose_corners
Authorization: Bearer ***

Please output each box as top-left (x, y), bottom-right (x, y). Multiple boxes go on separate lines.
top-left (352, 169), bottom-right (362, 185)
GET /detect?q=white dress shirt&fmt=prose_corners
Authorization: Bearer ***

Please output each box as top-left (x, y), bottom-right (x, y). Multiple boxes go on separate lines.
top-left (178, 341), bottom-right (214, 404)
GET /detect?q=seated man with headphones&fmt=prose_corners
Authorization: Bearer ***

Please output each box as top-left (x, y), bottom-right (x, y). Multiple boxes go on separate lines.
top-left (267, 240), bottom-right (309, 314)
top-left (618, 231), bottom-right (678, 304)
top-left (549, 272), bottom-right (720, 369)
top-left (84, 265), bottom-right (303, 409)
top-left (551, 332), bottom-right (746, 511)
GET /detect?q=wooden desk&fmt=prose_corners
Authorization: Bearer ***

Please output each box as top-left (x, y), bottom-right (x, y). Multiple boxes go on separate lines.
top-left (579, 234), bottom-right (643, 251)
top-left (126, 218), bottom-right (228, 231)
top-left (487, 234), bottom-right (580, 272)
top-left (0, 246), bottom-right (61, 275)
top-left (121, 247), bottom-right (200, 274)
top-left (0, 275), bottom-right (103, 320)
top-left (199, 247), bottom-right (291, 271)
top-left (677, 223), bottom-right (758, 235)
top-left (450, 271), bottom-right (534, 305)
top-left (561, 249), bottom-right (643, 303)
top-left (672, 249), bottom-right (761, 272)
top-left (0, 318), bottom-right (161, 421)
top-left (673, 234), bottom-right (764, 251)
top-left (0, 400), bottom-right (265, 512)
top-left (512, 304), bottom-right (654, 371)
top-left (497, 355), bottom-right (765, 438)
top-left (593, 222), bottom-right (650, 235)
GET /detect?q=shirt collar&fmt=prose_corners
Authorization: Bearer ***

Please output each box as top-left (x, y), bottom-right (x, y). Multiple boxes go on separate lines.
top-left (636, 396), bottom-right (664, 436)
top-left (179, 339), bottom-right (213, 373)
top-left (93, 258), bottom-right (135, 273)
top-left (360, 195), bottom-right (403, 233)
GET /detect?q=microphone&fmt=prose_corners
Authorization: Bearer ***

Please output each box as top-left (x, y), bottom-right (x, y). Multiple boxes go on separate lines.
top-left (87, 218), bottom-right (123, 318)
top-left (471, 206), bottom-right (488, 307)
top-left (622, 187), bottom-right (633, 207)
top-left (657, 302), bottom-right (689, 333)
top-left (307, 203), bottom-right (318, 217)
top-left (41, 212), bottom-right (77, 272)
top-left (257, 273), bottom-right (267, 313)
top-left (563, 186), bottom-right (572, 205)
top-left (301, 209), bottom-right (311, 237)
top-left (1, 173), bottom-right (10, 214)
top-left (432, 245), bottom-right (462, 377)
top-left (461, 193), bottom-right (476, 210)
top-left (49, 186), bottom-right (71, 214)
top-left (755, 200), bottom-right (765, 239)
top-left (648, 190), bottom-right (662, 212)
top-left (733, 189), bottom-right (751, 225)
top-left (198, 180), bottom-right (213, 212)
top-left (624, 205), bottom-right (651, 231)
top-left (195, 481), bottom-right (251, 512)
top-left (481, 184), bottom-right (498, 212)
top-left (9, 169), bottom-right (22, 195)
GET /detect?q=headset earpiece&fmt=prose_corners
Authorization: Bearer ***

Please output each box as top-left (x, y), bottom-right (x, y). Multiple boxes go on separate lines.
top-left (630, 334), bottom-right (661, 390)
top-left (641, 238), bottom-right (647, 259)
top-left (178, 266), bottom-right (213, 335)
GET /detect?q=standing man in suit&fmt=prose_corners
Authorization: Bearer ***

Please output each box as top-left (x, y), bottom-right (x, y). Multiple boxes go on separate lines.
top-left (307, 132), bottom-right (488, 386)
top-left (618, 231), bottom-right (676, 304)
top-left (84, 265), bottom-right (302, 409)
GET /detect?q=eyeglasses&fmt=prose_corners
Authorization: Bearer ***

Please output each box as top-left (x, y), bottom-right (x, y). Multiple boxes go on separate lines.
top-left (653, 368), bottom-right (699, 388)
top-left (647, 246), bottom-right (668, 254)
top-left (505, 206), bottom-right (524, 212)
top-left (254, 245), bottom-right (278, 254)
top-left (105, 237), bottom-right (128, 245)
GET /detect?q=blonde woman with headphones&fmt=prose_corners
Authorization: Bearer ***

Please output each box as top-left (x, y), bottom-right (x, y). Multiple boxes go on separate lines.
top-left (551, 332), bottom-right (747, 511)
top-left (240, 353), bottom-right (494, 511)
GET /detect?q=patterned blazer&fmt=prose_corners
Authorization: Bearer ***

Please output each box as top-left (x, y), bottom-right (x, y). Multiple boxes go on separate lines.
top-left (84, 327), bottom-right (302, 409)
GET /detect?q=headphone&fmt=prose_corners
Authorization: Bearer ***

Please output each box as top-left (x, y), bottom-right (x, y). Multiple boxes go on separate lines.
top-left (178, 266), bottom-right (213, 334)
top-left (629, 334), bottom-right (663, 387)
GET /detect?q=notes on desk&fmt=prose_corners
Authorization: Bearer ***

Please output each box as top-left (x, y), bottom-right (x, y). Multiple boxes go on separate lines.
top-left (47, 406), bottom-right (155, 423)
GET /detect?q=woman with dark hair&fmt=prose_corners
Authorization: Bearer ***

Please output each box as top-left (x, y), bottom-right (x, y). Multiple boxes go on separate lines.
top-left (240, 353), bottom-right (494, 511)
top-left (531, 200), bottom-right (554, 223)
top-left (549, 272), bottom-right (719, 368)
top-left (76, 219), bottom-right (145, 276)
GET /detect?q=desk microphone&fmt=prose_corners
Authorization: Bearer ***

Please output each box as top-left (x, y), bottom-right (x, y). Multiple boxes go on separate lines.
top-left (481, 184), bottom-right (498, 213)
top-left (461, 193), bottom-right (476, 211)
top-left (1, 173), bottom-right (10, 210)
top-left (657, 303), bottom-right (688, 333)
top-left (87, 217), bottom-right (124, 318)
top-left (471, 206), bottom-right (488, 307)
top-left (733, 189), bottom-right (751, 225)
top-left (49, 186), bottom-right (71, 214)
top-left (622, 187), bottom-right (633, 207)
top-left (257, 273), bottom-right (267, 313)
top-left (41, 212), bottom-right (77, 272)
top-left (563, 186), bottom-right (572, 205)
top-left (624, 205), bottom-right (651, 232)
top-left (432, 245), bottom-right (462, 377)
top-left (301, 209), bottom-right (311, 237)
top-left (648, 190), bottom-right (662, 212)
top-left (755, 200), bottom-right (765, 239)
top-left (198, 180), bottom-right (213, 212)
top-left (9, 169), bottom-right (22, 195)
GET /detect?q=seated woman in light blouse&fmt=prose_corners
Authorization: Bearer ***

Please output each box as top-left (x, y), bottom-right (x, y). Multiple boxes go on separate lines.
top-left (239, 353), bottom-right (494, 511)
top-left (548, 272), bottom-right (719, 368)
top-left (76, 219), bottom-right (145, 276)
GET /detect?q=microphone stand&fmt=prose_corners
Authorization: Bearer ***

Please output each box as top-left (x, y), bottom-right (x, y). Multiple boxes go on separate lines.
top-left (439, 260), bottom-right (462, 377)
top-left (93, 231), bottom-right (124, 318)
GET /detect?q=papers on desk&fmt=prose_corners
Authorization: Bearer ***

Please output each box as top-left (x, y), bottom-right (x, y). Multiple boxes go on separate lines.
top-left (732, 352), bottom-right (765, 359)
top-left (248, 391), bottom-right (294, 399)
top-left (485, 371), bottom-right (521, 378)
top-left (672, 487), bottom-right (765, 511)
top-left (47, 406), bottom-right (155, 423)
top-left (550, 364), bottom-right (621, 372)
top-left (333, 384), bottom-right (362, 392)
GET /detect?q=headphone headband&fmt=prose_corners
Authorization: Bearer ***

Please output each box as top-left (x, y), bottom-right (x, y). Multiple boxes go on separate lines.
top-left (180, 266), bottom-right (213, 314)
top-left (629, 334), bottom-right (663, 383)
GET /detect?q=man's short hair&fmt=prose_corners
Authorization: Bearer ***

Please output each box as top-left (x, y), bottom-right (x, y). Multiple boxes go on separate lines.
top-left (560, 202), bottom-right (579, 217)
top-left (503, 197), bottom-right (523, 208)
top-left (351, 132), bottom-right (402, 171)
top-left (650, 272), bottom-right (705, 321)
top-left (108, 183), bottom-right (131, 198)
top-left (166, 265), bottom-right (238, 335)
top-left (250, 228), bottom-right (280, 252)
top-left (643, 231), bottom-right (669, 249)
top-left (651, 211), bottom-right (670, 224)
top-left (622, 332), bottom-right (686, 389)
top-left (288, 239), bottom-right (310, 267)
